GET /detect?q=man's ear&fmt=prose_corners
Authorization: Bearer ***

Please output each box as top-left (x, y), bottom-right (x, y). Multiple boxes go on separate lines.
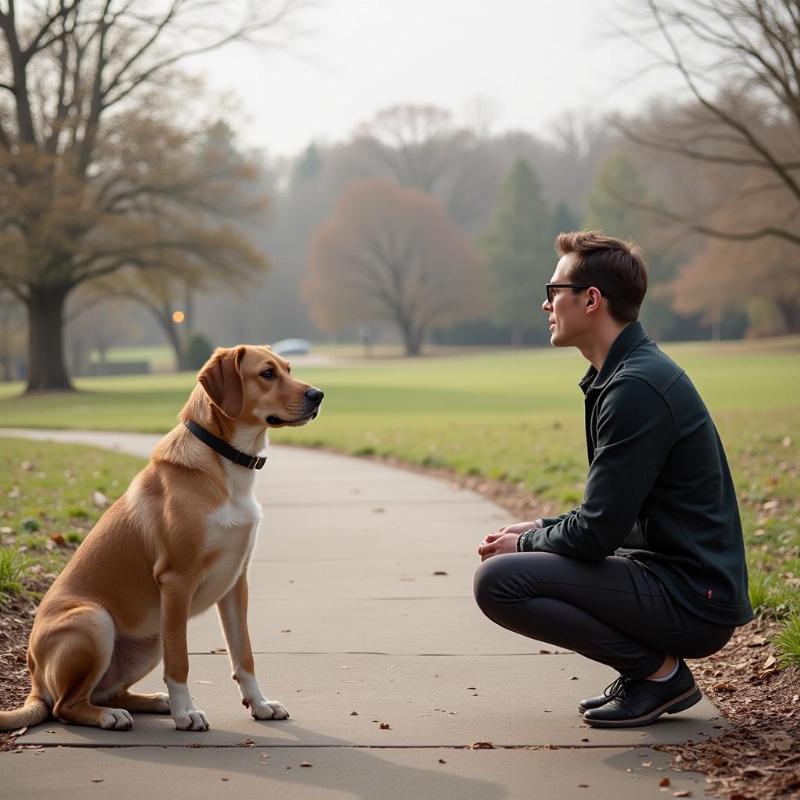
top-left (198, 346), bottom-right (246, 419)
top-left (585, 287), bottom-right (602, 312)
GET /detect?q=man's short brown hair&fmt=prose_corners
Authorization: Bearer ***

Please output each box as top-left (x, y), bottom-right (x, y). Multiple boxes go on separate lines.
top-left (556, 230), bottom-right (648, 323)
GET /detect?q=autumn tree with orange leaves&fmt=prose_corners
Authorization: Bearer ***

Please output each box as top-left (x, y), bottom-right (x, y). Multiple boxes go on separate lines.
top-left (0, 0), bottom-right (299, 392)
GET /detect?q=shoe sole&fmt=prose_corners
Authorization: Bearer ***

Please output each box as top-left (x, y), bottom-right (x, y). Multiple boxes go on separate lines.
top-left (582, 685), bottom-right (702, 728)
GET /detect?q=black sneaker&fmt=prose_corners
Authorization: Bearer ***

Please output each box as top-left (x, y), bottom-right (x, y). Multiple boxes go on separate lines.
top-left (582, 660), bottom-right (702, 728)
top-left (577, 675), bottom-right (634, 715)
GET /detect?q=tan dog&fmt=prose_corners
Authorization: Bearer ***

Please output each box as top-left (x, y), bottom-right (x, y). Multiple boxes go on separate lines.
top-left (0, 345), bottom-right (323, 732)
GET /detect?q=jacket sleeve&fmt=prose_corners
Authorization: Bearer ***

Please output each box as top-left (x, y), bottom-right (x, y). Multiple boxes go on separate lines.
top-left (519, 377), bottom-right (677, 561)
top-left (539, 508), bottom-right (579, 527)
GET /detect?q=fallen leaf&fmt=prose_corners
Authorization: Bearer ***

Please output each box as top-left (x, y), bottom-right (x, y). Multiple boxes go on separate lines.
top-left (379, 722), bottom-right (390, 729)
top-left (438, 758), bottom-right (447, 764)
top-left (672, 792), bottom-right (691, 798)
top-left (659, 777), bottom-right (671, 787)
top-left (761, 732), bottom-right (793, 751)
top-left (763, 655), bottom-right (777, 669)
top-left (350, 711), bottom-right (358, 716)
top-left (470, 741), bottom-right (494, 749)
top-left (433, 570), bottom-right (448, 576)
top-left (300, 762), bottom-right (312, 768)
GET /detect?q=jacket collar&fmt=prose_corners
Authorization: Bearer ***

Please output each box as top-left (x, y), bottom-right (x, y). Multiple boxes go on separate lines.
top-left (578, 321), bottom-right (650, 395)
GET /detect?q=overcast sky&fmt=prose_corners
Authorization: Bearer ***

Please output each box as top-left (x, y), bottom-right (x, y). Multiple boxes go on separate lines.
top-left (188, 0), bottom-right (675, 158)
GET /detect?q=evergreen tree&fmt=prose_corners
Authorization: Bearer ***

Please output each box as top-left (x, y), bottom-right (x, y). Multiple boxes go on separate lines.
top-left (582, 152), bottom-right (681, 339)
top-left (552, 200), bottom-right (579, 239)
top-left (481, 159), bottom-right (553, 346)
top-left (583, 153), bottom-right (646, 240)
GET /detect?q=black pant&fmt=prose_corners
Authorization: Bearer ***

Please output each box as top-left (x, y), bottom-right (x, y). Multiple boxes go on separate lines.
top-left (474, 552), bottom-right (734, 679)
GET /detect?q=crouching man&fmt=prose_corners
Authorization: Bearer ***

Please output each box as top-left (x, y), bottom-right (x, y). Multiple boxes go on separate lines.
top-left (474, 231), bottom-right (752, 728)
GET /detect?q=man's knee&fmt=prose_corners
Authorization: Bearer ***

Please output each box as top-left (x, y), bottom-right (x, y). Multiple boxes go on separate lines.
top-left (473, 554), bottom-right (517, 619)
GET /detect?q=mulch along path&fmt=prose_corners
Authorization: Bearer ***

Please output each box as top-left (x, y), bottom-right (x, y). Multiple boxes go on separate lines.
top-left (1, 463), bottom-right (798, 798)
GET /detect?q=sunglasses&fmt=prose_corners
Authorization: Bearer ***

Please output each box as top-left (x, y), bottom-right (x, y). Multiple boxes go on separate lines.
top-left (545, 283), bottom-right (590, 304)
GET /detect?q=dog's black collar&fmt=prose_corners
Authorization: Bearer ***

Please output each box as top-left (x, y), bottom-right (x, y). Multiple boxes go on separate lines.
top-left (184, 420), bottom-right (267, 470)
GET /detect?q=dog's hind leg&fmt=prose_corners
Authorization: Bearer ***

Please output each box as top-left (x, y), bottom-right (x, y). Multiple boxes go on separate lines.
top-left (112, 691), bottom-right (170, 714)
top-left (44, 605), bottom-right (134, 731)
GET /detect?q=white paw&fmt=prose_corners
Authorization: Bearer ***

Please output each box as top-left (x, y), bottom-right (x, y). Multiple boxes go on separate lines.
top-left (151, 692), bottom-right (171, 714)
top-left (174, 709), bottom-right (210, 731)
top-left (100, 708), bottom-right (134, 730)
top-left (247, 699), bottom-right (289, 720)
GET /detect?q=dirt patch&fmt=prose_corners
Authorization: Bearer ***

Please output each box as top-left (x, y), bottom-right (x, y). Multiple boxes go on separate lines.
top-left (0, 584), bottom-right (38, 752)
top-left (660, 620), bottom-right (800, 799)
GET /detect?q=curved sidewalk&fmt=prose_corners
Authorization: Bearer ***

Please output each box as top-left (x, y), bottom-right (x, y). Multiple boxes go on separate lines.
top-left (0, 429), bottom-right (717, 798)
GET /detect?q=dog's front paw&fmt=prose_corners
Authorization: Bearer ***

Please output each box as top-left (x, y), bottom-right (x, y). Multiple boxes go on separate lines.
top-left (247, 698), bottom-right (289, 721)
top-left (173, 708), bottom-right (210, 731)
top-left (99, 708), bottom-right (134, 730)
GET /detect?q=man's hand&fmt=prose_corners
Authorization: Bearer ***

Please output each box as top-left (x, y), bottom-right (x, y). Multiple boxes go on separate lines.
top-left (478, 532), bottom-right (520, 562)
top-left (478, 520), bottom-right (542, 562)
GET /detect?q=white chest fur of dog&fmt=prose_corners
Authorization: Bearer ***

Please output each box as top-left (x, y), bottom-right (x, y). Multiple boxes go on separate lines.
top-left (192, 453), bottom-right (264, 616)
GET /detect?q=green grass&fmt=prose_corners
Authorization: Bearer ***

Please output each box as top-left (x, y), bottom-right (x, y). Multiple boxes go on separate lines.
top-left (0, 438), bottom-right (145, 605)
top-left (775, 615), bottom-right (800, 668)
top-left (0, 547), bottom-right (26, 602)
top-left (1, 336), bottom-right (798, 659)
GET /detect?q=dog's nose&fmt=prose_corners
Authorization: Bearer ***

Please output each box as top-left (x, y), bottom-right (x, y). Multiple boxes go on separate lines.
top-left (305, 387), bottom-right (324, 405)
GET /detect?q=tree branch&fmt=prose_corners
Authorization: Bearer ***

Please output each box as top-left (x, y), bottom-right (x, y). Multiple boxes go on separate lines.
top-left (614, 191), bottom-right (800, 246)
top-left (646, 0), bottom-right (800, 202)
top-left (614, 120), bottom-right (800, 170)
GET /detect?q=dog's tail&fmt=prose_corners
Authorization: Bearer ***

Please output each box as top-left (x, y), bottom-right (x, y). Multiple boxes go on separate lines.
top-left (0, 694), bottom-right (50, 732)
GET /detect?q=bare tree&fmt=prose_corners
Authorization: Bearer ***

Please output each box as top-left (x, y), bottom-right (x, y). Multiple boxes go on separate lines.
top-left (614, 0), bottom-right (800, 246)
top-left (303, 179), bottom-right (486, 356)
top-left (353, 104), bottom-right (496, 230)
top-left (0, 0), bottom-right (300, 392)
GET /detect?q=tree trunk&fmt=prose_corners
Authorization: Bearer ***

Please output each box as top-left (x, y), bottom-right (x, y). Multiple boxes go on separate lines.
top-left (400, 322), bottom-right (424, 357)
top-left (25, 286), bottom-right (73, 392)
top-left (161, 315), bottom-right (188, 371)
top-left (775, 298), bottom-right (800, 334)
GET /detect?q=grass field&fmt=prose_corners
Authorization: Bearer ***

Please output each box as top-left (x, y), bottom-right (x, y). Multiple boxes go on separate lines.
top-left (0, 439), bottom-right (145, 600)
top-left (1, 337), bottom-right (799, 656)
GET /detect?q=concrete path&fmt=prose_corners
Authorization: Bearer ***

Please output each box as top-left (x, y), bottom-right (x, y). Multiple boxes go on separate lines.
top-left (0, 429), bottom-right (719, 798)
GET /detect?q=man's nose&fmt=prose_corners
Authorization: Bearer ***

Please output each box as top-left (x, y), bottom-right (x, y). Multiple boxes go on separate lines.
top-left (305, 387), bottom-right (324, 406)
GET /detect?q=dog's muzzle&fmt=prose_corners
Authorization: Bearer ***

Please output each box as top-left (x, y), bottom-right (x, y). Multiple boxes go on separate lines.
top-left (267, 387), bottom-right (324, 426)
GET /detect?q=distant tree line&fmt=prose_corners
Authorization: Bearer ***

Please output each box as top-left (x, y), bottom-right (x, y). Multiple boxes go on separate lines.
top-left (2, 0), bottom-right (798, 384)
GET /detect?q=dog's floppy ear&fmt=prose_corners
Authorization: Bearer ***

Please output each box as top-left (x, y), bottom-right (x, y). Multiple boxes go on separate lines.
top-left (198, 346), bottom-right (247, 419)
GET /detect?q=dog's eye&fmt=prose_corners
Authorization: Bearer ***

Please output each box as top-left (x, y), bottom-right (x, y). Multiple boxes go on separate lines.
top-left (260, 369), bottom-right (275, 380)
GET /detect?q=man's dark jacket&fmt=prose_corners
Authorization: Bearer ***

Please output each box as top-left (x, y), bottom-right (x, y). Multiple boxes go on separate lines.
top-left (518, 321), bottom-right (753, 627)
